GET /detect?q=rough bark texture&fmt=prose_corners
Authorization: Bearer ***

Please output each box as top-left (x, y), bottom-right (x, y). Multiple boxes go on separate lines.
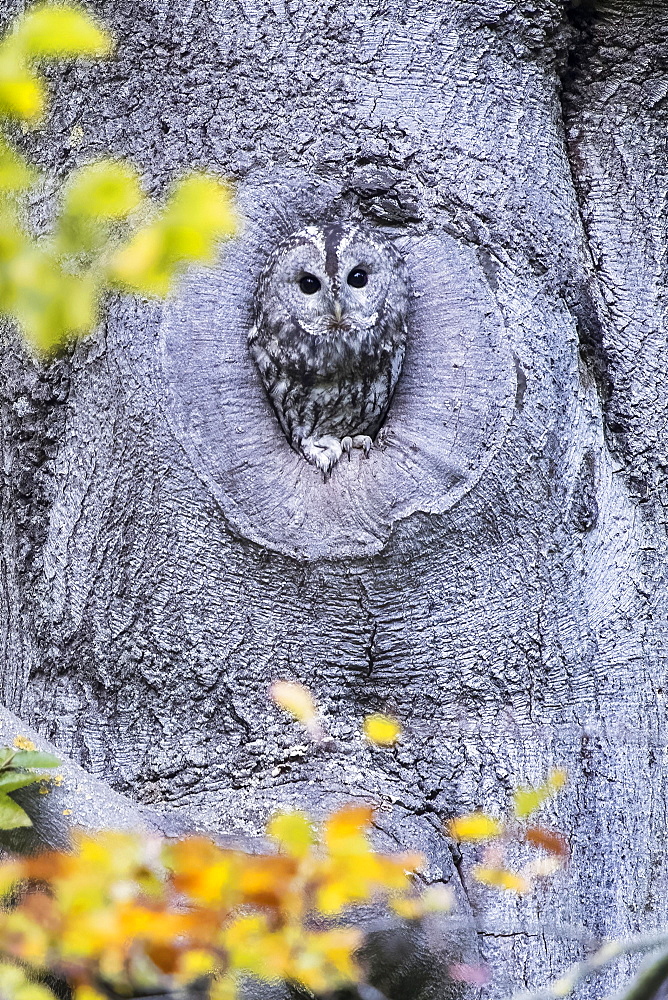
top-left (1, 1), bottom-right (667, 998)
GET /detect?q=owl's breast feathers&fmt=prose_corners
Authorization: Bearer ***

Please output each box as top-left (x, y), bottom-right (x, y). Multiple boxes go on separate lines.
top-left (249, 313), bottom-right (407, 447)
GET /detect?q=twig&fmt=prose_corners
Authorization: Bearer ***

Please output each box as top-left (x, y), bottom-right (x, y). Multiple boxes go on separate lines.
top-left (357, 987), bottom-right (392, 1000)
top-left (606, 944), bottom-right (668, 1000)
top-left (507, 931), bottom-right (668, 1000)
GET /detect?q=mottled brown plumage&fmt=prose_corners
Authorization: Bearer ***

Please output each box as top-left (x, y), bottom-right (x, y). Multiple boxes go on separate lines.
top-left (249, 222), bottom-right (410, 474)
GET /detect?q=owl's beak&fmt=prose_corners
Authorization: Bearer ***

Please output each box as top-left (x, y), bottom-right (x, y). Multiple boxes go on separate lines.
top-left (332, 301), bottom-right (343, 322)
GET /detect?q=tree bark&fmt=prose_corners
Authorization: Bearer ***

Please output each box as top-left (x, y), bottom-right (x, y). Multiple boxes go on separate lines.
top-left (1, 1), bottom-right (667, 998)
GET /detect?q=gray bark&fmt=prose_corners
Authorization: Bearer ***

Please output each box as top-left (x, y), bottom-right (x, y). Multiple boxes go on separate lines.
top-left (1, 1), bottom-right (667, 998)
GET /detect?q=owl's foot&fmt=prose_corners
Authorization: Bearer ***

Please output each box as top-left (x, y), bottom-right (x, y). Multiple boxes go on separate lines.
top-left (300, 435), bottom-right (344, 477)
top-left (352, 434), bottom-right (373, 457)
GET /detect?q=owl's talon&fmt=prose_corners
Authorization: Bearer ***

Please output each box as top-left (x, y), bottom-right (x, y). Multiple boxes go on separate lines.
top-left (352, 435), bottom-right (373, 457)
top-left (300, 435), bottom-right (344, 476)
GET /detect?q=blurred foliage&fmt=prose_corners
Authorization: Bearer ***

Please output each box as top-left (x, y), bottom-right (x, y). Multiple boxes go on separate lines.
top-left (0, 737), bottom-right (60, 831)
top-left (271, 681), bottom-right (403, 748)
top-left (0, 804), bottom-right (435, 1000)
top-left (270, 680), bottom-right (331, 745)
top-left (448, 767), bottom-right (568, 895)
top-left (0, 696), bottom-right (569, 999)
top-left (0, 3), bottom-right (235, 355)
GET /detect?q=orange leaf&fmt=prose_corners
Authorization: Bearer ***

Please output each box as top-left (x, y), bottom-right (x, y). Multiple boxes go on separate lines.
top-left (146, 942), bottom-right (181, 975)
top-left (525, 826), bottom-right (569, 857)
top-left (238, 856), bottom-right (298, 909)
top-left (323, 804), bottom-right (374, 854)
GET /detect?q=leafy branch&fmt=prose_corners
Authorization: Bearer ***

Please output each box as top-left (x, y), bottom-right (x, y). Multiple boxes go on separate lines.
top-left (0, 3), bottom-right (236, 355)
top-left (0, 739), bottom-right (60, 830)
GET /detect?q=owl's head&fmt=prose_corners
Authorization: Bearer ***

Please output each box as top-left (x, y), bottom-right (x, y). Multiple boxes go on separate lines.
top-left (256, 222), bottom-right (409, 338)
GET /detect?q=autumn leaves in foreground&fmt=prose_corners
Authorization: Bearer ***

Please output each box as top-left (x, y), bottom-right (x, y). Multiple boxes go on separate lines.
top-left (0, 682), bottom-right (568, 1000)
top-left (272, 679), bottom-right (568, 900)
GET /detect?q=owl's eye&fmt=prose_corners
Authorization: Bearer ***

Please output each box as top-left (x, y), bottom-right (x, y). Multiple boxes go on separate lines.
top-left (298, 273), bottom-right (321, 295)
top-left (347, 268), bottom-right (368, 288)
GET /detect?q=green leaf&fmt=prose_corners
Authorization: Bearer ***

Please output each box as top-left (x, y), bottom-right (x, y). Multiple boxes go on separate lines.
top-left (0, 771), bottom-right (42, 794)
top-left (11, 4), bottom-right (113, 59)
top-left (167, 173), bottom-right (237, 241)
top-left (63, 160), bottom-right (144, 220)
top-left (108, 223), bottom-right (173, 296)
top-left (0, 961), bottom-right (58, 1000)
top-left (108, 173), bottom-right (236, 296)
top-left (10, 750), bottom-right (61, 769)
top-left (0, 793), bottom-right (32, 829)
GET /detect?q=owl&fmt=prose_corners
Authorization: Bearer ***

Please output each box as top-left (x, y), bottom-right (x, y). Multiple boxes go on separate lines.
top-left (249, 222), bottom-right (410, 475)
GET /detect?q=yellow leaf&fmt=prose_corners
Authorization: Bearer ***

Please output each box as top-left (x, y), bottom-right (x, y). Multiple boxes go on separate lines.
top-left (448, 812), bottom-right (501, 841)
top-left (108, 224), bottom-right (171, 297)
top-left (267, 811), bottom-right (314, 858)
top-left (168, 837), bottom-right (239, 906)
top-left (153, 173), bottom-right (236, 267)
top-left (549, 768), bottom-right (567, 790)
top-left (74, 988), bottom-right (107, 1000)
top-left (513, 787), bottom-right (544, 820)
top-left (323, 803), bottom-right (374, 849)
top-left (0, 859), bottom-right (21, 896)
top-left (209, 976), bottom-right (237, 1000)
top-left (175, 948), bottom-right (216, 983)
top-left (108, 172), bottom-right (236, 297)
top-left (4, 249), bottom-right (99, 354)
top-left (0, 962), bottom-right (57, 1000)
top-left (473, 866), bottom-right (531, 893)
top-left (421, 884), bottom-right (455, 912)
top-left (224, 915), bottom-right (290, 979)
top-left (64, 160), bottom-right (143, 219)
top-left (167, 173), bottom-right (236, 237)
top-left (0, 52), bottom-right (44, 121)
top-left (291, 927), bottom-right (361, 993)
top-left (271, 681), bottom-right (318, 725)
top-left (363, 713), bottom-right (401, 746)
top-left (61, 272), bottom-right (99, 333)
top-left (12, 5), bottom-right (113, 59)
top-left (17, 983), bottom-right (57, 1000)
top-left (391, 897), bottom-right (425, 919)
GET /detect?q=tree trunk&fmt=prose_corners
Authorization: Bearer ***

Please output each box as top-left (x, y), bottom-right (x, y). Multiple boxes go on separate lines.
top-left (1, 1), bottom-right (667, 997)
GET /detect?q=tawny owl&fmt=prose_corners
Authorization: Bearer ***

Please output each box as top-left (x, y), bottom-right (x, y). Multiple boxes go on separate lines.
top-left (249, 222), bottom-right (410, 475)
